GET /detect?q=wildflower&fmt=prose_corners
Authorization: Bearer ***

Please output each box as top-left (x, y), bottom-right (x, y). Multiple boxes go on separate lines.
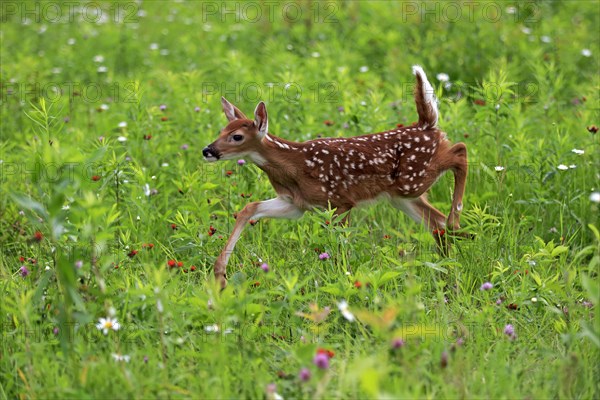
top-left (496, 298), bottom-right (503, 305)
top-left (581, 49), bottom-right (592, 57)
top-left (33, 231), bottom-right (43, 242)
top-left (391, 338), bottom-right (405, 349)
top-left (19, 265), bottom-right (29, 277)
top-left (237, 159), bottom-right (246, 165)
top-left (353, 280), bottom-right (362, 289)
top-left (324, 120), bottom-right (334, 126)
top-left (319, 252), bottom-right (330, 260)
top-left (171, 223), bottom-right (177, 230)
top-left (571, 148), bottom-right (584, 155)
top-left (557, 164), bottom-right (569, 170)
top-left (97, 66), bottom-right (107, 73)
top-left (190, 266), bottom-right (197, 272)
top-left (127, 250), bottom-right (138, 258)
top-left (143, 134), bottom-right (152, 140)
top-left (313, 352), bottom-right (330, 369)
top-left (180, 144), bottom-right (189, 150)
top-left (503, 324), bottom-right (516, 340)
top-left (494, 166), bottom-right (505, 172)
top-left (149, 43), bottom-right (159, 50)
top-left (167, 260), bottom-right (176, 268)
top-left (177, 261), bottom-right (183, 268)
top-left (143, 355), bottom-right (149, 363)
top-left (266, 383), bottom-right (283, 400)
top-left (159, 104), bottom-right (167, 111)
top-left (337, 106), bottom-right (345, 112)
top-left (299, 367), bottom-right (311, 382)
top-left (359, 65), bottom-right (369, 73)
top-left (96, 317), bottom-right (120, 335)
top-left (590, 192), bottom-right (600, 203)
top-left (260, 263), bottom-right (269, 272)
top-left (587, 125), bottom-right (598, 134)
top-left (432, 229), bottom-right (445, 236)
top-left (317, 348), bottom-right (335, 358)
top-left (440, 350), bottom-right (449, 368)
top-left (194, 106), bottom-right (200, 112)
top-left (531, 297), bottom-right (537, 303)
top-left (480, 282), bottom-right (493, 291)
top-left (456, 337), bottom-right (465, 347)
top-left (521, 27), bottom-right (532, 35)
top-left (64, 116), bottom-right (70, 123)
top-left (311, 52), bottom-right (320, 58)
top-left (98, 136), bottom-right (104, 142)
top-left (93, 55), bottom-right (104, 63)
top-left (338, 300), bottom-right (355, 322)
top-left (436, 72), bottom-right (449, 82)
top-left (541, 35), bottom-right (551, 43)
top-left (91, 175), bottom-right (101, 181)
top-left (205, 324), bottom-right (219, 333)
top-left (208, 226), bottom-right (216, 236)
top-left (225, 170), bottom-right (233, 176)
top-left (75, 260), bottom-right (83, 269)
top-left (111, 353), bottom-right (130, 362)
top-left (118, 121), bottom-right (127, 128)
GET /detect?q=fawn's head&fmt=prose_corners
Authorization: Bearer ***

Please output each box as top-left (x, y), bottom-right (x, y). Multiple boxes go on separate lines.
top-left (202, 97), bottom-right (268, 162)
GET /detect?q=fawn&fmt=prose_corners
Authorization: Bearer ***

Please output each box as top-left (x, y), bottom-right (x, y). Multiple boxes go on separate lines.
top-left (203, 66), bottom-right (468, 288)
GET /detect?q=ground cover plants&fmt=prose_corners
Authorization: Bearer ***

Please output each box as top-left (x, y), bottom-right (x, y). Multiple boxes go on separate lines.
top-left (0, 1), bottom-right (599, 398)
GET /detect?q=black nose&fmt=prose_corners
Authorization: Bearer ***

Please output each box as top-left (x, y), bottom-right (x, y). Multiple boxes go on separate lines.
top-left (202, 147), bottom-right (212, 158)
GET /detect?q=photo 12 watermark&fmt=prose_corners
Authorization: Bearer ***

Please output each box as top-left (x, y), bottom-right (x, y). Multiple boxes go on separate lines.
top-left (1, 1), bottom-right (140, 24)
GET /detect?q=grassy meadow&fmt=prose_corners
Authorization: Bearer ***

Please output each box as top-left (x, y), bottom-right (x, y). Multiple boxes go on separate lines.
top-left (0, 1), bottom-right (599, 398)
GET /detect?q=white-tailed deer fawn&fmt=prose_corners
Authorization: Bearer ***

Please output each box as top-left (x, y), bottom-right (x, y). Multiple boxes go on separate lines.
top-left (203, 66), bottom-right (468, 288)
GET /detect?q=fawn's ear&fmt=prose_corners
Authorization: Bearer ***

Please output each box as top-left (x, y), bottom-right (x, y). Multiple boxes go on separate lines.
top-left (253, 101), bottom-right (268, 137)
top-left (221, 97), bottom-right (247, 121)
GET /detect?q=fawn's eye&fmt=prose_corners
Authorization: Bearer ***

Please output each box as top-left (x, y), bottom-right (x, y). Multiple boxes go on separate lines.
top-left (232, 134), bottom-right (244, 142)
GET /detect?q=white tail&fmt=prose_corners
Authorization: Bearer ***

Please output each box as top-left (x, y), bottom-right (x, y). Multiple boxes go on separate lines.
top-left (203, 66), bottom-right (468, 288)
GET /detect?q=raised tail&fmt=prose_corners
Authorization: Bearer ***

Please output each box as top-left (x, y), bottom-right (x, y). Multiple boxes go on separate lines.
top-left (412, 65), bottom-right (438, 129)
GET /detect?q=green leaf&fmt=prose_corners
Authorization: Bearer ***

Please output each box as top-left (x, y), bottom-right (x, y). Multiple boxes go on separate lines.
top-left (551, 245), bottom-right (569, 257)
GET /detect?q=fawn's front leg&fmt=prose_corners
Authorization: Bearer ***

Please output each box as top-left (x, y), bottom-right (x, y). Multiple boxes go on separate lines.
top-left (214, 197), bottom-right (304, 289)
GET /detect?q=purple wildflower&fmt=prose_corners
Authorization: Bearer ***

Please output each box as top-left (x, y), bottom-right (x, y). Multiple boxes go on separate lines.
top-left (337, 106), bottom-right (345, 113)
top-left (299, 367), bottom-right (311, 382)
top-left (75, 260), bottom-right (83, 269)
top-left (319, 252), bottom-right (330, 260)
top-left (480, 282), bottom-right (493, 291)
top-left (391, 338), bottom-right (405, 349)
top-left (180, 144), bottom-right (189, 150)
top-left (19, 265), bottom-right (29, 277)
top-left (143, 355), bottom-right (149, 363)
top-left (260, 263), bottom-right (269, 272)
top-left (53, 327), bottom-right (59, 336)
top-left (194, 106), bottom-right (200, 112)
top-left (98, 136), bottom-right (104, 142)
top-left (504, 324), bottom-right (516, 340)
top-left (159, 104), bottom-right (167, 111)
top-left (313, 352), bottom-right (330, 369)
top-left (237, 159), bottom-right (246, 166)
top-left (496, 298), bottom-right (503, 305)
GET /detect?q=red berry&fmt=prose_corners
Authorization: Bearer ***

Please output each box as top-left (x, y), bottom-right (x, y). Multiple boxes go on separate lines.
top-left (167, 260), bottom-right (176, 268)
top-left (91, 175), bottom-right (101, 181)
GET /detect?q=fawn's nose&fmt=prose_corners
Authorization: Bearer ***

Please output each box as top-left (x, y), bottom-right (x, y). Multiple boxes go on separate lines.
top-left (203, 146), bottom-right (219, 160)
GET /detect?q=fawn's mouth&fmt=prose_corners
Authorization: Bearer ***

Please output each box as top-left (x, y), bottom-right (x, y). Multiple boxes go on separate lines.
top-left (202, 146), bottom-right (220, 162)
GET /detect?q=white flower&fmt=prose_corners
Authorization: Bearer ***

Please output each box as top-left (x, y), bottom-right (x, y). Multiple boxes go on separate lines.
top-left (541, 35), bottom-right (551, 43)
top-left (160, 49), bottom-right (170, 56)
top-left (205, 324), bottom-right (219, 333)
top-left (156, 299), bottom-right (163, 313)
top-left (359, 65), bottom-right (369, 73)
top-left (97, 66), bottom-right (107, 73)
top-left (149, 43), bottom-right (159, 50)
top-left (557, 164), bottom-right (569, 170)
top-left (521, 27), bottom-right (532, 35)
top-left (338, 300), bottom-right (355, 322)
top-left (45, 265), bottom-right (50, 271)
top-left (100, 104), bottom-right (109, 111)
top-left (569, 164), bottom-right (577, 169)
top-left (161, 162), bottom-right (169, 167)
top-left (52, 67), bottom-right (62, 74)
top-left (571, 148), bottom-right (584, 155)
top-left (581, 49), bottom-right (592, 57)
top-left (96, 317), bottom-right (120, 335)
top-left (111, 353), bottom-right (130, 362)
top-left (143, 184), bottom-right (151, 196)
top-left (118, 121), bottom-right (127, 128)
top-left (531, 297), bottom-right (538, 303)
top-left (590, 192), bottom-right (600, 203)
top-left (495, 166), bottom-right (505, 172)
top-left (506, 6), bottom-right (516, 14)
top-left (311, 52), bottom-right (320, 58)
top-left (67, 38), bottom-right (76, 45)
top-left (117, 136), bottom-right (127, 142)
top-left (108, 306), bottom-right (116, 317)
top-left (436, 73), bottom-right (449, 82)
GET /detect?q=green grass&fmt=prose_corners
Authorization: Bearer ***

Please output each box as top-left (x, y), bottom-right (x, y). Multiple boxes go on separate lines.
top-left (1, 1), bottom-right (599, 398)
